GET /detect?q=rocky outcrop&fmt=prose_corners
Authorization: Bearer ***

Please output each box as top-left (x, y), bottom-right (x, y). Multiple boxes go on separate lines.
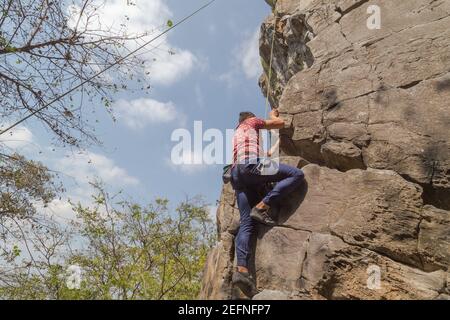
top-left (261, 0), bottom-right (450, 209)
top-left (200, 0), bottom-right (449, 300)
top-left (200, 163), bottom-right (449, 299)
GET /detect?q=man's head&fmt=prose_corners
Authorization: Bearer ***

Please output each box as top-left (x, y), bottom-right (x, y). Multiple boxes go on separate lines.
top-left (239, 112), bottom-right (256, 124)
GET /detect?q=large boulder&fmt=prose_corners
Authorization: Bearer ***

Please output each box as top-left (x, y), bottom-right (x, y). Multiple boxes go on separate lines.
top-left (200, 164), bottom-right (449, 299)
top-left (200, 0), bottom-right (450, 300)
top-left (261, 0), bottom-right (450, 209)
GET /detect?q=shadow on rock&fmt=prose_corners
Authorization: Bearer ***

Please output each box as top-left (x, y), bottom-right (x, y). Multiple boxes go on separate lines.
top-left (436, 78), bottom-right (450, 92)
top-left (323, 87), bottom-right (340, 110)
top-left (257, 179), bottom-right (309, 241)
top-left (277, 179), bottom-right (309, 225)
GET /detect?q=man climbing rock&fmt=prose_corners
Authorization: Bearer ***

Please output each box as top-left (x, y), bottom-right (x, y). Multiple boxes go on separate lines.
top-left (230, 110), bottom-right (305, 298)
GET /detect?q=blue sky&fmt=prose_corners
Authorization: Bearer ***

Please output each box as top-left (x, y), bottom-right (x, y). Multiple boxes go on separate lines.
top-left (0, 0), bottom-right (271, 220)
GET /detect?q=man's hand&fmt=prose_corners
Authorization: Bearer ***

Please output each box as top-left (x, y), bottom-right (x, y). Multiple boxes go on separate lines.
top-left (263, 108), bottom-right (284, 130)
top-left (269, 109), bottom-right (279, 118)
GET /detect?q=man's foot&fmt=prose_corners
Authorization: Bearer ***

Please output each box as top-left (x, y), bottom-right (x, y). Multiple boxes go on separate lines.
top-left (250, 207), bottom-right (276, 226)
top-left (232, 271), bottom-right (258, 298)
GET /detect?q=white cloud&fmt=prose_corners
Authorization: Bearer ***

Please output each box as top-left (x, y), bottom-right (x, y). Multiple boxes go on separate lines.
top-left (56, 151), bottom-right (139, 187)
top-left (98, 0), bottom-right (171, 33)
top-left (40, 150), bottom-right (138, 221)
top-left (0, 124), bottom-right (34, 149)
top-left (0, 128), bottom-right (139, 223)
top-left (147, 50), bottom-right (196, 86)
top-left (38, 198), bottom-right (77, 223)
top-left (166, 150), bottom-right (207, 175)
top-left (114, 98), bottom-right (179, 129)
top-left (69, 0), bottom-right (195, 86)
top-left (239, 28), bottom-right (262, 79)
top-left (217, 27), bottom-right (262, 87)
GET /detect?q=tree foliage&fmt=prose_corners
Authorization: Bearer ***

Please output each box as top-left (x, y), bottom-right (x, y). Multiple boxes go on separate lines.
top-left (0, 152), bottom-right (61, 219)
top-left (0, 1), bottom-right (214, 300)
top-left (0, 0), bottom-right (160, 228)
top-left (0, 0), bottom-right (150, 146)
top-left (0, 184), bottom-right (215, 300)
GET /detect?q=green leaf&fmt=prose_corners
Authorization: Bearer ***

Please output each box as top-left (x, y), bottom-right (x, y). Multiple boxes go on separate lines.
top-left (12, 245), bottom-right (21, 257)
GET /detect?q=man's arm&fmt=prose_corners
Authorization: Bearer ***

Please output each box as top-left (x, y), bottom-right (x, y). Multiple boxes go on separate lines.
top-left (262, 109), bottom-right (285, 129)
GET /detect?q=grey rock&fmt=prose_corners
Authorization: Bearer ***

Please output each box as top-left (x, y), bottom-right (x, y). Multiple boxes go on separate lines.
top-left (275, 0), bottom-right (450, 209)
top-left (200, 163), bottom-right (449, 300)
top-left (255, 226), bottom-right (310, 292)
top-left (199, 0), bottom-right (450, 300)
top-left (252, 289), bottom-right (290, 300)
top-left (199, 232), bottom-right (235, 300)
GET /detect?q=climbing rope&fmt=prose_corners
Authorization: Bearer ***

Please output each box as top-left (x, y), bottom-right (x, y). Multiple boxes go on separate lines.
top-left (0, 0), bottom-right (218, 137)
top-left (264, 12), bottom-right (278, 150)
top-left (264, 14), bottom-right (277, 119)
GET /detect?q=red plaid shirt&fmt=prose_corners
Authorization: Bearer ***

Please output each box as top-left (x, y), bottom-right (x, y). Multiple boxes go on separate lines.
top-left (232, 117), bottom-right (265, 164)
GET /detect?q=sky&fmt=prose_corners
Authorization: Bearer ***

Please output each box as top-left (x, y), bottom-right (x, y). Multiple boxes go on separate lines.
top-left (0, 0), bottom-right (271, 221)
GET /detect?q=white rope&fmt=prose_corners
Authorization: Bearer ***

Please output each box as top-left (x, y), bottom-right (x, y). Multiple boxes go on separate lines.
top-left (264, 14), bottom-right (277, 119)
top-left (264, 13), bottom-right (277, 149)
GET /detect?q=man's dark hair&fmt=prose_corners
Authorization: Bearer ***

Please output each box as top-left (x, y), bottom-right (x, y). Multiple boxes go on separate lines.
top-left (239, 112), bottom-right (256, 124)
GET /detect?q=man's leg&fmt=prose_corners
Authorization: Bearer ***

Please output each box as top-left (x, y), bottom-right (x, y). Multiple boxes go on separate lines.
top-left (233, 188), bottom-right (260, 297)
top-left (249, 163), bottom-right (304, 224)
top-left (260, 163), bottom-right (305, 207)
top-left (235, 188), bottom-right (259, 270)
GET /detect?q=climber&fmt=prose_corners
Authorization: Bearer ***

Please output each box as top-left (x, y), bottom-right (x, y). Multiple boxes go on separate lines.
top-left (230, 109), bottom-right (305, 297)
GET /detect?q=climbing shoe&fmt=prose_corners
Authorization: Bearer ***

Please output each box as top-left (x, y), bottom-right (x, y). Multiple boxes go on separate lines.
top-left (250, 207), bottom-right (276, 226)
top-left (232, 271), bottom-right (258, 298)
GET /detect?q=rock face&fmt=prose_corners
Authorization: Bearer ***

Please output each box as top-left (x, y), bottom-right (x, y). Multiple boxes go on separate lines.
top-left (200, 0), bottom-right (449, 300)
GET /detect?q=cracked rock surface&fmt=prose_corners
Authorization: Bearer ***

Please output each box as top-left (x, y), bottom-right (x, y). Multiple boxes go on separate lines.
top-left (200, 0), bottom-right (449, 300)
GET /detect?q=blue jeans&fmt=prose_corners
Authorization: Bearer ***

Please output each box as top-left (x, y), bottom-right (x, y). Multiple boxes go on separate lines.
top-left (231, 161), bottom-right (305, 268)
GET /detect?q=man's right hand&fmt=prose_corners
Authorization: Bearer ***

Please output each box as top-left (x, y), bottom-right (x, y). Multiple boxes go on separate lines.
top-left (269, 109), bottom-right (279, 118)
top-left (264, 108), bottom-right (285, 129)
